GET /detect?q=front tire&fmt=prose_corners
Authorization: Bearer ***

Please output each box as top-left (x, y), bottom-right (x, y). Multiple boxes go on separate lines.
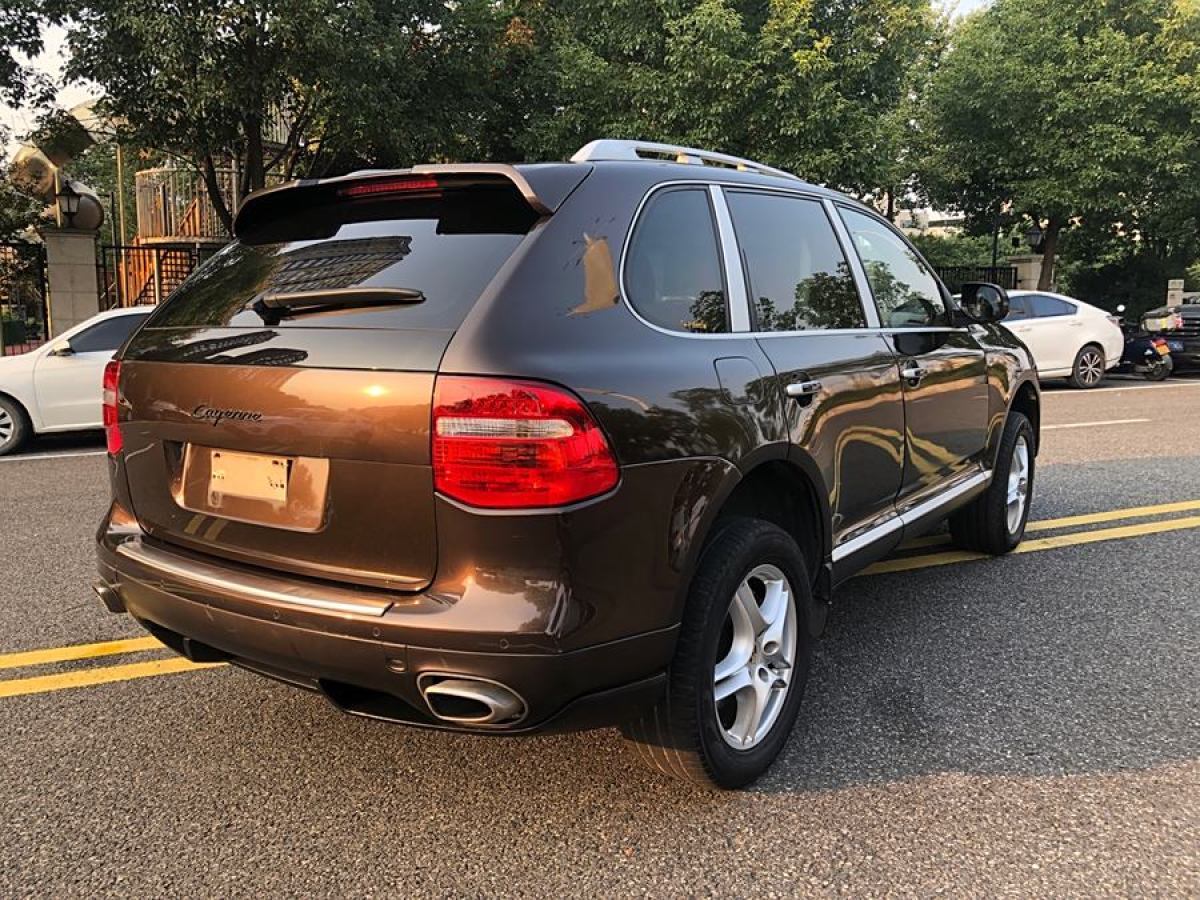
top-left (1068, 344), bottom-right (1106, 388)
top-left (622, 518), bottom-right (813, 789)
top-left (0, 395), bottom-right (30, 456)
top-left (950, 411), bottom-right (1034, 555)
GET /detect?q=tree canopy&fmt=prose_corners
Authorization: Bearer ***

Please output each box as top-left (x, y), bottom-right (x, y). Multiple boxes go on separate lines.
top-left (916, 0), bottom-right (1200, 291)
top-left (50, 0), bottom-right (943, 234)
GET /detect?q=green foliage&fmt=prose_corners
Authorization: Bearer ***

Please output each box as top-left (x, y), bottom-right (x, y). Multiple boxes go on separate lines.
top-left (908, 231), bottom-right (999, 268)
top-left (0, 0), bottom-right (52, 107)
top-left (916, 0), bottom-right (1200, 289)
top-left (507, 0), bottom-right (942, 196)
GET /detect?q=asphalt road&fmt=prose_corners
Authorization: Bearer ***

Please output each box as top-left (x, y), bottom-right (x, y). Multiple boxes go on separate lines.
top-left (1, 379), bottom-right (1198, 897)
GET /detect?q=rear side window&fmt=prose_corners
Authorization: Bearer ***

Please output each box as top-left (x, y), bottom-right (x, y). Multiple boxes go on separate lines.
top-left (625, 189), bottom-right (728, 334)
top-left (1028, 294), bottom-right (1075, 318)
top-left (839, 207), bottom-right (949, 328)
top-left (1005, 296), bottom-right (1031, 321)
top-left (145, 183), bottom-right (537, 331)
top-left (70, 313), bottom-right (150, 352)
top-left (725, 191), bottom-right (865, 332)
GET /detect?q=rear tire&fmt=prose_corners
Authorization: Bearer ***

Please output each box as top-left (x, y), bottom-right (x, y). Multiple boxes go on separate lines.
top-left (1068, 344), bottom-right (1106, 388)
top-left (0, 395), bottom-right (30, 456)
top-left (1144, 357), bottom-right (1172, 381)
top-left (950, 411), bottom-right (1034, 555)
top-left (622, 518), bottom-right (813, 789)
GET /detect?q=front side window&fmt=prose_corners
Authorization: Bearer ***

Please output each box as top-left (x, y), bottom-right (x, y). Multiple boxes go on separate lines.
top-left (69, 313), bottom-right (150, 353)
top-left (725, 191), bottom-right (865, 332)
top-left (1028, 294), bottom-right (1075, 318)
top-left (625, 189), bottom-right (728, 334)
top-left (839, 207), bottom-right (948, 328)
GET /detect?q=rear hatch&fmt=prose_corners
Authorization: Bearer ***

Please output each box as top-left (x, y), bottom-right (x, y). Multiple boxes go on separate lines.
top-left (118, 172), bottom-right (558, 591)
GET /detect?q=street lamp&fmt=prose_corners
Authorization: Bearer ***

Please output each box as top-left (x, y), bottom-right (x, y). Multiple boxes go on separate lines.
top-left (1024, 221), bottom-right (1044, 251)
top-left (56, 180), bottom-right (81, 228)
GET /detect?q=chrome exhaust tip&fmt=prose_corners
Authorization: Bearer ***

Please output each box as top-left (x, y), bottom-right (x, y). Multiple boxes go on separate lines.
top-left (418, 674), bottom-right (526, 726)
top-left (92, 580), bottom-right (125, 613)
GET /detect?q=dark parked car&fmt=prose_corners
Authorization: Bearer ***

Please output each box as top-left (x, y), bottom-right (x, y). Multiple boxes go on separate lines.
top-left (1144, 300), bottom-right (1200, 372)
top-left (95, 140), bottom-right (1040, 787)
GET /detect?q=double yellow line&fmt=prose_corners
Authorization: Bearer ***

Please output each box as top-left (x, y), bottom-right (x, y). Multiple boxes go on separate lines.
top-left (0, 637), bottom-right (222, 699)
top-left (3, 498), bottom-right (1199, 700)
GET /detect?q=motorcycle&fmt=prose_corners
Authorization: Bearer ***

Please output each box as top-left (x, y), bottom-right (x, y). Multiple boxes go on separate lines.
top-left (1114, 304), bottom-right (1173, 381)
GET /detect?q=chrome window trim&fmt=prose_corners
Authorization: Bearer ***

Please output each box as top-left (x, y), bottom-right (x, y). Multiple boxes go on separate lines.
top-left (823, 197), bottom-right (881, 329)
top-left (708, 185), bottom-right (751, 331)
top-left (618, 180), bottom-right (746, 340)
top-left (831, 468), bottom-right (991, 562)
top-left (619, 180), bottom-right (894, 340)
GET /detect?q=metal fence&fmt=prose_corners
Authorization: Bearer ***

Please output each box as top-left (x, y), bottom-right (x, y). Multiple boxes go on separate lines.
top-left (97, 243), bottom-right (220, 309)
top-left (0, 241), bottom-right (49, 356)
top-left (934, 265), bottom-right (1019, 294)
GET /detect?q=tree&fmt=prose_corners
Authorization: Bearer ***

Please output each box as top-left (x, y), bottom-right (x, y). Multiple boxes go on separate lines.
top-left (498, 0), bottom-right (942, 198)
top-left (55, 0), bottom-right (504, 234)
top-left (916, 0), bottom-right (1200, 290)
top-left (0, 0), bottom-right (52, 108)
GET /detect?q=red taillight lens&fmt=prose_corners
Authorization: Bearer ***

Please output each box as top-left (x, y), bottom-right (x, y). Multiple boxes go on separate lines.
top-left (102, 360), bottom-right (122, 454)
top-left (432, 376), bottom-right (619, 509)
top-left (337, 177), bottom-right (441, 199)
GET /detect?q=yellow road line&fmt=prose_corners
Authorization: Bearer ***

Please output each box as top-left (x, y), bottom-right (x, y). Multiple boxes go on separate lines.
top-left (0, 657), bottom-right (224, 698)
top-left (865, 514), bottom-right (1200, 575)
top-left (0, 635), bottom-right (165, 671)
top-left (899, 498), bottom-right (1200, 551)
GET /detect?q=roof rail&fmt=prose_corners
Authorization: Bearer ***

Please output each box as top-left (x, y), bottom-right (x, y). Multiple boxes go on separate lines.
top-left (571, 139), bottom-right (798, 181)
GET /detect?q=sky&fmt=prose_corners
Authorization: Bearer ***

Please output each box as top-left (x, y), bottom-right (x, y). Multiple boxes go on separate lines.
top-left (3, 1), bottom-right (994, 156)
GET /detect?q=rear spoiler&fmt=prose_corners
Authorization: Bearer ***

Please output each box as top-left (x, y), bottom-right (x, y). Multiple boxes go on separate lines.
top-left (233, 163), bottom-right (591, 239)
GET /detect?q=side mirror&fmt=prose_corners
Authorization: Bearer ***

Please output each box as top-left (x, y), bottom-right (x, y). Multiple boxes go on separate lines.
top-left (960, 282), bottom-right (1009, 323)
top-left (48, 342), bottom-right (75, 357)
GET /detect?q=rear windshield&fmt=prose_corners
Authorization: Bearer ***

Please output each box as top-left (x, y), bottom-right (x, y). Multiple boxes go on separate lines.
top-left (145, 185), bottom-right (537, 331)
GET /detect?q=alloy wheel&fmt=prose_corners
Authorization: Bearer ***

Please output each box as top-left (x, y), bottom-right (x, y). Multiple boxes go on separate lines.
top-left (1006, 435), bottom-right (1030, 534)
top-left (713, 564), bottom-right (797, 750)
top-left (0, 406), bottom-right (13, 447)
top-left (1078, 349), bottom-right (1104, 386)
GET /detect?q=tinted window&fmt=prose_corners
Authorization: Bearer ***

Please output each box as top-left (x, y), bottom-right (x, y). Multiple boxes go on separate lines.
top-left (626, 189), bottom-right (727, 333)
top-left (146, 185), bottom-right (536, 331)
top-left (70, 313), bottom-right (150, 353)
top-left (1005, 296), bottom-right (1031, 321)
top-left (1028, 294), bottom-right (1075, 318)
top-left (839, 207), bottom-right (948, 328)
top-left (726, 191), bottom-right (864, 332)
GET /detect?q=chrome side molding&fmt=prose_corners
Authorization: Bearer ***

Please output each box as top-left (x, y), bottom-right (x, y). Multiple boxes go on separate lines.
top-left (831, 469), bottom-right (991, 563)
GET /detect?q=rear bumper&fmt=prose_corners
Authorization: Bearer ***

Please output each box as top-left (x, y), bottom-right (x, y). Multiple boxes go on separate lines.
top-left (96, 519), bottom-right (674, 733)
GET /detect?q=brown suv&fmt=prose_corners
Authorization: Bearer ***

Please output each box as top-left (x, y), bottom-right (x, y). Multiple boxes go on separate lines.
top-left (96, 140), bottom-right (1039, 787)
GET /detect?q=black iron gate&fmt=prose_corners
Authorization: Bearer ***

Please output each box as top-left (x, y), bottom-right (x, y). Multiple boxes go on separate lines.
top-left (0, 241), bottom-right (49, 356)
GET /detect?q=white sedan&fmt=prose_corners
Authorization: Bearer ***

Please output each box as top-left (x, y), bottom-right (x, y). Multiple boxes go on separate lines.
top-left (0, 307), bottom-right (152, 455)
top-left (1003, 290), bottom-right (1124, 388)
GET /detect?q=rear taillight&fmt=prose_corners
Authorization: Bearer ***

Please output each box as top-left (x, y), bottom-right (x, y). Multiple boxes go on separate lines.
top-left (102, 360), bottom-right (122, 454)
top-left (432, 376), bottom-right (619, 509)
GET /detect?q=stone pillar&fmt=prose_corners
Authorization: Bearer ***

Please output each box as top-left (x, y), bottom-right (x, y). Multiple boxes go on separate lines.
top-left (1009, 253), bottom-right (1045, 291)
top-left (40, 228), bottom-right (100, 337)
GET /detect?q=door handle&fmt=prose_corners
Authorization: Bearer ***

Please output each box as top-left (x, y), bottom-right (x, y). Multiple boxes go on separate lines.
top-left (900, 365), bottom-right (928, 383)
top-left (785, 380), bottom-right (822, 404)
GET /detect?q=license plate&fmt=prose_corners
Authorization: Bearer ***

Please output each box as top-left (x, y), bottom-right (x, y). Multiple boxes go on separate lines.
top-left (209, 450), bottom-right (290, 503)
top-left (1168, 340), bottom-right (1184, 352)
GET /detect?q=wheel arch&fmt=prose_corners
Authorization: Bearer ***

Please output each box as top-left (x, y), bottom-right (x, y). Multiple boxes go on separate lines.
top-left (680, 455), bottom-right (832, 637)
top-left (1007, 377), bottom-right (1041, 455)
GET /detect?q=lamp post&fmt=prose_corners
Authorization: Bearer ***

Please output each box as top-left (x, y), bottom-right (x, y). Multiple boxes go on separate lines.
top-left (56, 181), bottom-right (81, 229)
